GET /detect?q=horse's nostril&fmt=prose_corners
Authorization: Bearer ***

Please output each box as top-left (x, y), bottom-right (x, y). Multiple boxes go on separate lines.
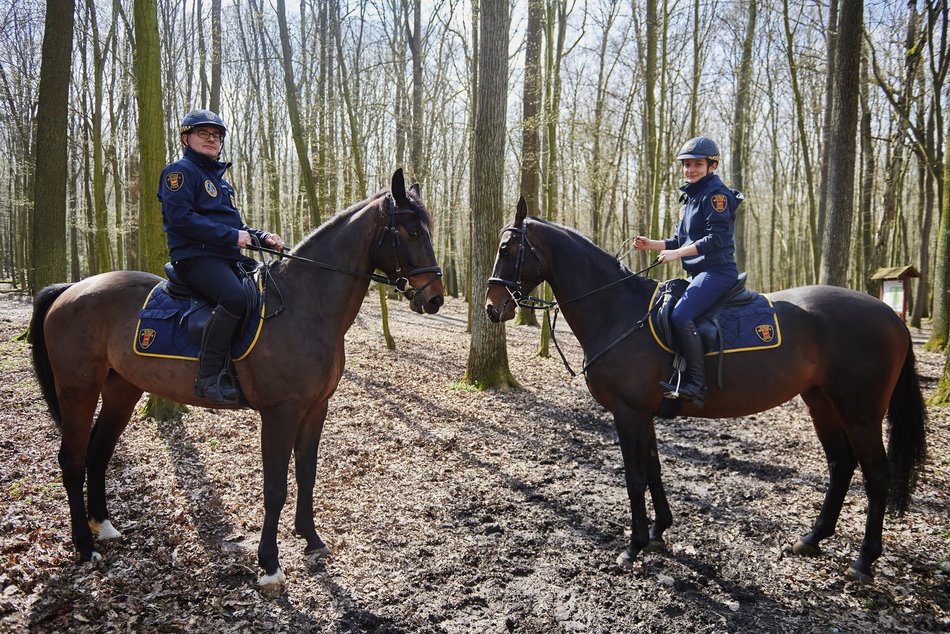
top-left (430, 295), bottom-right (444, 309)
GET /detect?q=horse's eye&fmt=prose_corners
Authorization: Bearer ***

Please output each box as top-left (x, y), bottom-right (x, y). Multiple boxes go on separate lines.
top-left (408, 229), bottom-right (420, 239)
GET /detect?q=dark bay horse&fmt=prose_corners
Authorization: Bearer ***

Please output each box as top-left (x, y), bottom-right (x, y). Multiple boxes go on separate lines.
top-left (30, 169), bottom-right (444, 590)
top-left (484, 199), bottom-right (927, 581)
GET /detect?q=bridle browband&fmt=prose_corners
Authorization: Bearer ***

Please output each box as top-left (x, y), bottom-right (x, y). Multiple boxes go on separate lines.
top-left (486, 222), bottom-right (662, 376)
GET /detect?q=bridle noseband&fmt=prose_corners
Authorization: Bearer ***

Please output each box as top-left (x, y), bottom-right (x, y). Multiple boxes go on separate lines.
top-left (374, 194), bottom-right (443, 296)
top-left (486, 225), bottom-right (552, 314)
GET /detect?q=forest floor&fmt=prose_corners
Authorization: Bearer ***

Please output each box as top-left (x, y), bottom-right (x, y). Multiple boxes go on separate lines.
top-left (0, 287), bottom-right (947, 633)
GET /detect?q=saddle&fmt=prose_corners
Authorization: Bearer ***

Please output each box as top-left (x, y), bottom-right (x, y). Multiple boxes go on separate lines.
top-left (162, 260), bottom-right (261, 347)
top-left (651, 272), bottom-right (780, 388)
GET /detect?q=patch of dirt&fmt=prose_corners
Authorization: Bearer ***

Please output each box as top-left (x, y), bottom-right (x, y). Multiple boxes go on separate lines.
top-left (0, 289), bottom-right (947, 633)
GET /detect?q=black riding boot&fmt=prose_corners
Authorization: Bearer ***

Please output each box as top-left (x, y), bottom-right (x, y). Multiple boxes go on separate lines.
top-left (195, 306), bottom-right (241, 404)
top-left (659, 320), bottom-right (707, 407)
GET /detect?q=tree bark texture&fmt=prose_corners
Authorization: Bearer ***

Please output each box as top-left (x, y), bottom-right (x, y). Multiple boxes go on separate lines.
top-left (819, 0), bottom-right (863, 287)
top-left (466, 0), bottom-right (514, 388)
top-left (31, 0), bottom-right (75, 291)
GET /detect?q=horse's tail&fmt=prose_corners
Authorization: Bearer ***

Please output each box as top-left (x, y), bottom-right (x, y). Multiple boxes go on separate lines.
top-left (29, 283), bottom-right (73, 428)
top-left (885, 339), bottom-right (928, 514)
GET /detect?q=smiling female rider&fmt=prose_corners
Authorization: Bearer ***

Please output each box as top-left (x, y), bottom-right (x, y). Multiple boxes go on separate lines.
top-left (633, 136), bottom-right (742, 407)
top-left (158, 110), bottom-right (285, 404)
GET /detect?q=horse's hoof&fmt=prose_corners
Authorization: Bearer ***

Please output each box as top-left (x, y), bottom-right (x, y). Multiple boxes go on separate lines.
top-left (845, 565), bottom-right (874, 584)
top-left (643, 539), bottom-right (667, 553)
top-left (792, 539), bottom-right (821, 557)
top-left (304, 545), bottom-right (331, 564)
top-left (258, 568), bottom-right (287, 597)
top-left (616, 549), bottom-right (639, 567)
top-left (89, 519), bottom-right (122, 541)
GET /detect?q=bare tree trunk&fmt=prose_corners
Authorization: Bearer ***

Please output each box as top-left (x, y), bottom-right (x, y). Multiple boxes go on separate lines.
top-left (276, 0), bottom-right (320, 226)
top-left (133, 0), bottom-right (166, 276)
top-left (859, 52), bottom-right (875, 294)
top-left (731, 0), bottom-right (756, 273)
top-left (209, 0), bottom-right (222, 111)
top-left (466, 0), bottom-right (515, 388)
top-left (515, 0), bottom-right (543, 329)
top-left (819, 0), bottom-right (863, 286)
top-left (782, 0), bottom-right (819, 282)
top-left (816, 0), bottom-right (839, 258)
top-left (31, 0), bottom-right (75, 292)
top-left (409, 0), bottom-right (425, 182)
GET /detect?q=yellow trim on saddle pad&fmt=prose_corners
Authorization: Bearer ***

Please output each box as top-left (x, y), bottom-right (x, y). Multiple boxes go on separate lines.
top-left (646, 284), bottom-right (782, 355)
top-left (132, 276), bottom-right (266, 362)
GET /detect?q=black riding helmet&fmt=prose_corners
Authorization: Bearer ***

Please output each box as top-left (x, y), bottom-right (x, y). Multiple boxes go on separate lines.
top-left (676, 136), bottom-right (720, 163)
top-left (179, 109), bottom-right (227, 139)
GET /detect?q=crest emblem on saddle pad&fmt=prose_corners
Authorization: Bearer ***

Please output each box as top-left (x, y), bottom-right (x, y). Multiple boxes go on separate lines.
top-left (204, 180), bottom-right (218, 197)
top-left (165, 172), bottom-right (183, 192)
top-left (711, 194), bottom-right (728, 213)
top-left (755, 324), bottom-right (774, 343)
top-left (138, 328), bottom-right (157, 349)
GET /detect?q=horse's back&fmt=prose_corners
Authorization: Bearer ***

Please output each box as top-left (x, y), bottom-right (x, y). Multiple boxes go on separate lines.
top-left (769, 284), bottom-right (910, 397)
top-left (44, 270), bottom-right (163, 364)
top-left (770, 284), bottom-right (906, 339)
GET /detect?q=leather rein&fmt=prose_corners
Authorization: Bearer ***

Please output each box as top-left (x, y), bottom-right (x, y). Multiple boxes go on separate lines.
top-left (486, 224), bottom-right (662, 377)
top-left (248, 194), bottom-right (442, 317)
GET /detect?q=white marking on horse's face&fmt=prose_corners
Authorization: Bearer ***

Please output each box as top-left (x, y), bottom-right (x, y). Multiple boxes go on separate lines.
top-left (89, 518), bottom-right (123, 541)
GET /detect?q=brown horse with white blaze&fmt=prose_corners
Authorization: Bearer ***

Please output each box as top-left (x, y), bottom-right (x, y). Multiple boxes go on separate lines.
top-left (30, 169), bottom-right (444, 590)
top-left (485, 198), bottom-right (926, 581)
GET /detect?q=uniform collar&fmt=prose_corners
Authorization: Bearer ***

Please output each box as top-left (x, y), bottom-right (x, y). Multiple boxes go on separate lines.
top-left (183, 146), bottom-right (231, 173)
top-left (680, 172), bottom-right (720, 197)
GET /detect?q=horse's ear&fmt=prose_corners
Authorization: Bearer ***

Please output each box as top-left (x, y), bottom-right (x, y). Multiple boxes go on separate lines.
top-left (392, 168), bottom-right (408, 204)
top-left (515, 196), bottom-right (528, 227)
top-left (410, 182), bottom-right (421, 196)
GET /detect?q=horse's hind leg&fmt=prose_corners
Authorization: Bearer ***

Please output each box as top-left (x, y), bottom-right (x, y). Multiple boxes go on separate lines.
top-left (799, 388), bottom-right (890, 581)
top-left (57, 388), bottom-right (104, 561)
top-left (86, 372), bottom-right (143, 541)
top-left (293, 400), bottom-right (330, 561)
top-left (795, 389), bottom-right (857, 556)
top-left (646, 429), bottom-right (673, 550)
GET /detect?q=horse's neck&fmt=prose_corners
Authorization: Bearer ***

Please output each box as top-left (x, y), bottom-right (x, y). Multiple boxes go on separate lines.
top-left (278, 209), bottom-right (379, 326)
top-left (545, 234), bottom-right (654, 348)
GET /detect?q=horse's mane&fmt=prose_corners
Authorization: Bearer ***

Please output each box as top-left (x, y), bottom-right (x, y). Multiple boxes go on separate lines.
top-left (292, 185), bottom-right (433, 252)
top-left (525, 215), bottom-right (655, 294)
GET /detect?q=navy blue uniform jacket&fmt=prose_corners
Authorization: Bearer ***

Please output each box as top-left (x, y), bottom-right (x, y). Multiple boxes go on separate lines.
top-left (664, 172), bottom-right (742, 277)
top-left (158, 147), bottom-right (269, 262)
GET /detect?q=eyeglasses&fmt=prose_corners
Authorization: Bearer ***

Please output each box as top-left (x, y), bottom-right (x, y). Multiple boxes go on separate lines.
top-left (193, 129), bottom-right (224, 142)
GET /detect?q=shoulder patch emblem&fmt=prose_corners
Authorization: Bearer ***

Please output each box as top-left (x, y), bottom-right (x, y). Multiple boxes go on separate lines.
top-left (711, 193), bottom-right (728, 213)
top-left (165, 172), bottom-right (183, 192)
top-left (204, 180), bottom-right (218, 197)
top-left (755, 324), bottom-right (774, 343)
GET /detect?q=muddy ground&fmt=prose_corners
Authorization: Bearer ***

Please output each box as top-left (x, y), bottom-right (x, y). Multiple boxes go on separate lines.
top-left (0, 289), bottom-right (947, 633)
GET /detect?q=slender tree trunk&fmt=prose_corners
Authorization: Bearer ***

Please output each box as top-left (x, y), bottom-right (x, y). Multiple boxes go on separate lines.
top-left (466, 0), bottom-right (515, 388)
top-left (209, 0), bottom-right (221, 111)
top-left (816, 0), bottom-right (839, 262)
top-left (276, 0), bottom-right (320, 226)
top-left (409, 0), bottom-right (425, 182)
top-left (860, 52), bottom-right (875, 294)
top-left (514, 0), bottom-right (543, 329)
top-left (782, 0), bottom-right (819, 282)
top-left (819, 0), bottom-right (863, 286)
top-left (731, 0), bottom-right (756, 272)
top-left (31, 0), bottom-right (75, 292)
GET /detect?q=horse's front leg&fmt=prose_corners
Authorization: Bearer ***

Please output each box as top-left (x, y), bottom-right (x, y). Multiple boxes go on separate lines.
top-left (257, 403), bottom-right (303, 590)
top-left (293, 400), bottom-right (331, 561)
top-left (612, 407), bottom-right (656, 567)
